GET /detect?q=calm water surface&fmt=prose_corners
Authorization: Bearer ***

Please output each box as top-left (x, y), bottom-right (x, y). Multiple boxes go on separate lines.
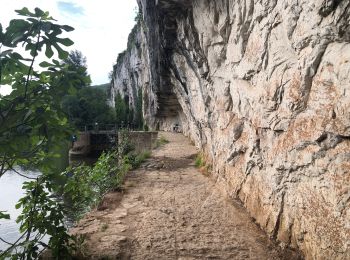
top-left (0, 169), bottom-right (40, 251)
top-left (0, 148), bottom-right (97, 252)
top-left (0, 144), bottom-right (71, 252)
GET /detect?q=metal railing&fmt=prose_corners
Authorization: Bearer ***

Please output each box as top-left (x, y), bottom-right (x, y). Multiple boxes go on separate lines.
top-left (76, 123), bottom-right (143, 133)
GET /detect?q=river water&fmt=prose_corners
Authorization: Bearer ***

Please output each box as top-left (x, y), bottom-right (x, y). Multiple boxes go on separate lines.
top-left (0, 144), bottom-right (73, 253)
top-left (0, 169), bottom-right (40, 251)
top-left (0, 140), bottom-right (101, 253)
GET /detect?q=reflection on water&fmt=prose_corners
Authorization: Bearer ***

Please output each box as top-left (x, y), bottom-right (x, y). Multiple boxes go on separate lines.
top-left (0, 144), bottom-right (70, 252)
top-left (0, 149), bottom-right (99, 252)
top-left (0, 170), bottom-right (40, 251)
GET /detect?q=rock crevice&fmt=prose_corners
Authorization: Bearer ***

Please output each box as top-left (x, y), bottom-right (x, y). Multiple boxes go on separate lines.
top-left (110, 1), bottom-right (350, 259)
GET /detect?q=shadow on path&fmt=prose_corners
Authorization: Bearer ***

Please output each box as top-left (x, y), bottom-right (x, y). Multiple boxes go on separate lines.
top-left (71, 132), bottom-right (301, 260)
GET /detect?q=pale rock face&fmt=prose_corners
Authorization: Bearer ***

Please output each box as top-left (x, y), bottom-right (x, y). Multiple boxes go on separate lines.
top-left (110, 0), bottom-right (350, 259)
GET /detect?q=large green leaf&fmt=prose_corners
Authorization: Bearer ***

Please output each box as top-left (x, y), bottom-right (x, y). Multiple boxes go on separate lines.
top-left (53, 42), bottom-right (69, 59)
top-left (41, 22), bottom-right (52, 33)
top-left (45, 44), bottom-right (54, 58)
top-left (0, 7), bottom-right (93, 258)
top-left (0, 211), bottom-right (10, 219)
top-left (34, 7), bottom-right (45, 17)
top-left (56, 38), bottom-right (74, 47)
top-left (0, 49), bottom-right (13, 57)
top-left (15, 7), bottom-right (34, 17)
top-left (39, 61), bottom-right (53, 67)
top-left (62, 25), bottom-right (74, 32)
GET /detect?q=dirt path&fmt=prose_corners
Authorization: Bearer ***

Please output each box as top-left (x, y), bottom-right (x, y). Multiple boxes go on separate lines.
top-left (71, 132), bottom-right (300, 259)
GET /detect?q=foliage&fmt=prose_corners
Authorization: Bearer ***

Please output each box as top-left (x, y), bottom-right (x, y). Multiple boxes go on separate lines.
top-left (0, 7), bottom-right (89, 259)
top-left (62, 50), bottom-right (90, 89)
top-left (90, 83), bottom-right (110, 93)
top-left (108, 70), bottom-right (114, 81)
top-left (0, 7), bottom-right (88, 178)
top-left (0, 211), bottom-right (10, 220)
top-left (115, 51), bottom-right (126, 67)
top-left (60, 50), bottom-right (115, 130)
top-left (100, 223), bottom-right (108, 232)
top-left (62, 150), bottom-right (126, 219)
top-left (11, 177), bottom-right (74, 258)
top-left (134, 88), bottom-right (143, 129)
top-left (61, 87), bottom-right (116, 129)
top-left (127, 24), bottom-right (140, 52)
top-left (0, 6), bottom-right (147, 259)
top-left (62, 132), bottom-right (149, 220)
top-left (0, 131), bottom-right (148, 259)
top-left (64, 50), bottom-right (87, 72)
top-left (113, 88), bottom-right (143, 130)
top-left (114, 92), bottom-right (130, 128)
top-left (113, 8), bottom-right (142, 70)
top-left (194, 153), bottom-right (212, 176)
top-left (134, 9), bottom-right (143, 23)
top-left (195, 153), bottom-right (204, 168)
top-left (111, 8), bottom-right (145, 130)
top-left (154, 136), bottom-right (169, 148)
top-left (117, 130), bottom-right (135, 157)
top-left (123, 150), bottom-right (151, 169)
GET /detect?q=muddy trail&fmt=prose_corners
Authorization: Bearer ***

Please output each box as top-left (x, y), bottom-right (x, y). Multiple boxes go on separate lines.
top-left (71, 132), bottom-right (301, 259)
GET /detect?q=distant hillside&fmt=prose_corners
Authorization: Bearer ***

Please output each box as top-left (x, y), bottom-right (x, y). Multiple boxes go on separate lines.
top-left (89, 83), bottom-right (110, 93)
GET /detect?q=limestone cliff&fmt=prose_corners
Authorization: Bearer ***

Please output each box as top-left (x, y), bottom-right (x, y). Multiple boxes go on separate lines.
top-left (109, 0), bottom-right (350, 259)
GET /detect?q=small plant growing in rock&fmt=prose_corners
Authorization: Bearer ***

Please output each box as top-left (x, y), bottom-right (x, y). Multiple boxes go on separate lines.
top-left (159, 136), bottom-right (169, 144)
top-left (125, 150), bottom-right (151, 168)
top-left (154, 136), bottom-right (169, 148)
top-left (195, 153), bottom-right (204, 168)
top-left (101, 223), bottom-right (109, 232)
top-left (195, 153), bottom-right (212, 177)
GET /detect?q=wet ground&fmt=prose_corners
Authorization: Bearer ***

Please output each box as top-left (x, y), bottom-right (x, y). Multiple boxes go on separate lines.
top-left (71, 132), bottom-right (301, 259)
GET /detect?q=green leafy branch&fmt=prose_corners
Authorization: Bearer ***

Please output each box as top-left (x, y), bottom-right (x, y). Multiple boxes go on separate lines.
top-left (0, 7), bottom-right (90, 259)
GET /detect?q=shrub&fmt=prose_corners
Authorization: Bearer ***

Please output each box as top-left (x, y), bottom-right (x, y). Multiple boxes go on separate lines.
top-left (0, 7), bottom-right (89, 259)
top-left (195, 154), bottom-right (204, 168)
top-left (194, 153), bottom-right (212, 176)
top-left (123, 150), bottom-right (151, 169)
top-left (63, 134), bottom-right (151, 220)
top-left (154, 136), bottom-right (169, 148)
top-left (62, 150), bottom-right (121, 219)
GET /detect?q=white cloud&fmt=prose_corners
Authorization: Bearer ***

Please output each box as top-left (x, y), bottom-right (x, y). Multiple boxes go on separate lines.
top-left (0, 0), bottom-right (138, 89)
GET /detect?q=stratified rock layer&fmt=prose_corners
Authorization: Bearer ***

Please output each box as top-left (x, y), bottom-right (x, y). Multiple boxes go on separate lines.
top-left (110, 0), bottom-right (350, 259)
top-left (71, 132), bottom-right (300, 259)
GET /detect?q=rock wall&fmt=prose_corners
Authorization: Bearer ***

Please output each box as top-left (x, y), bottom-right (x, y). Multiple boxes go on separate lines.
top-left (109, 0), bottom-right (350, 259)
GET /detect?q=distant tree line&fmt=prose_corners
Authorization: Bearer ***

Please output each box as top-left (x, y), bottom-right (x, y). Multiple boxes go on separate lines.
top-left (61, 50), bottom-right (144, 130)
top-left (114, 88), bottom-right (144, 130)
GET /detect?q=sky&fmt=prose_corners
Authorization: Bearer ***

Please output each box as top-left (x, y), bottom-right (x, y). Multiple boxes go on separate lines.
top-left (0, 0), bottom-right (138, 94)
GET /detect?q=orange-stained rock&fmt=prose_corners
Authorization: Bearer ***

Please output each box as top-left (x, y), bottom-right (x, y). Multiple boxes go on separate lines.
top-left (110, 0), bottom-right (350, 259)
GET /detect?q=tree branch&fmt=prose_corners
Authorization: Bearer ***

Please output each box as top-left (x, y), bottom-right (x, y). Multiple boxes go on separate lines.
top-left (0, 231), bottom-right (28, 258)
top-left (24, 22), bottom-right (42, 99)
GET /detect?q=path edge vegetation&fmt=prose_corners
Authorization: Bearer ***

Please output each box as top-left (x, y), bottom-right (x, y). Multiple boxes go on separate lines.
top-left (0, 7), bottom-right (150, 259)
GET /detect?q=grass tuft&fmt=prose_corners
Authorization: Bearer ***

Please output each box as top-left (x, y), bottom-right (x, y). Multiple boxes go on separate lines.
top-left (195, 153), bottom-right (204, 168)
top-left (101, 223), bottom-right (109, 232)
top-left (195, 153), bottom-right (212, 176)
top-left (154, 136), bottom-right (169, 148)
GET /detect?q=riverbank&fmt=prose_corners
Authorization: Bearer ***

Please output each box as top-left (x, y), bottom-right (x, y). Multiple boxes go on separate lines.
top-left (70, 132), bottom-right (301, 259)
